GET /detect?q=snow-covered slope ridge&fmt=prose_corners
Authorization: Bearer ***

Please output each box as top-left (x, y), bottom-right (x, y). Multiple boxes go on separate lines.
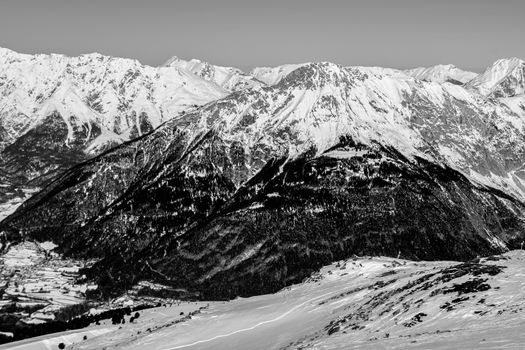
top-left (163, 56), bottom-right (264, 92)
top-left (405, 64), bottom-right (477, 84)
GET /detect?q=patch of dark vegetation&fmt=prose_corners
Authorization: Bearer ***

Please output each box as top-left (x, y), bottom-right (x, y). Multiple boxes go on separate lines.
top-left (484, 255), bottom-right (510, 262)
top-left (440, 296), bottom-right (470, 311)
top-left (54, 302), bottom-right (92, 323)
top-left (443, 278), bottom-right (491, 296)
top-left (324, 317), bottom-right (366, 336)
top-left (439, 263), bottom-right (504, 281)
top-left (137, 306), bottom-right (206, 335)
top-left (0, 304), bottom-right (156, 345)
top-left (378, 270), bottom-right (397, 278)
top-left (451, 296), bottom-right (470, 303)
top-left (403, 312), bottom-right (427, 327)
top-left (131, 285), bottom-right (200, 300)
top-left (318, 285), bottom-right (369, 306)
top-left (369, 278), bottom-right (397, 290)
top-left (423, 262), bottom-right (504, 297)
top-left (0, 302), bottom-right (48, 314)
top-left (474, 310), bottom-right (489, 316)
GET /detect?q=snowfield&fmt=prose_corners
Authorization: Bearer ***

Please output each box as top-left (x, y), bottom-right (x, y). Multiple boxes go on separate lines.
top-left (3, 251), bottom-right (524, 350)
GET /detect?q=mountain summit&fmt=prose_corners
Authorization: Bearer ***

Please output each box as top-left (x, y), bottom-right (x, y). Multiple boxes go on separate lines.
top-left (466, 57), bottom-right (525, 97)
top-left (404, 64), bottom-right (477, 84)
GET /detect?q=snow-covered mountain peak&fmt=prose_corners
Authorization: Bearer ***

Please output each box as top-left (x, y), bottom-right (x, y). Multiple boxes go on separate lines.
top-left (466, 57), bottom-right (525, 97)
top-left (276, 62), bottom-right (347, 88)
top-left (0, 46), bottom-right (17, 57)
top-left (162, 55), bottom-right (263, 92)
top-left (404, 64), bottom-right (478, 84)
top-left (0, 47), bottom-right (227, 144)
top-left (0, 47), bottom-right (230, 191)
top-left (491, 57), bottom-right (525, 71)
top-left (250, 63), bottom-right (308, 85)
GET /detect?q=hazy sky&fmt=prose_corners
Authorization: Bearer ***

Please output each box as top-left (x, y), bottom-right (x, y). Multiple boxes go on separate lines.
top-left (0, 0), bottom-right (524, 72)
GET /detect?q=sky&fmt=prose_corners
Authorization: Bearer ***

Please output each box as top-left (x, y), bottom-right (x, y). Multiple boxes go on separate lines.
top-left (0, 0), bottom-right (524, 72)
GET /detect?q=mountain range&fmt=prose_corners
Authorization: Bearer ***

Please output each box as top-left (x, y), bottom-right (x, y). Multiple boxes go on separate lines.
top-left (1, 48), bottom-right (525, 301)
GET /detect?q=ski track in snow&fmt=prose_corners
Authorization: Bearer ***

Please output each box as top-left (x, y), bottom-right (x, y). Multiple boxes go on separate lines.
top-left (161, 289), bottom-right (336, 350)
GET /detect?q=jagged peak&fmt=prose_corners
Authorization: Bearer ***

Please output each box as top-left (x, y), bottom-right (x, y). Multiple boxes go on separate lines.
top-left (491, 57), bottom-right (525, 67)
top-left (466, 57), bottom-right (525, 97)
top-left (275, 61), bottom-right (354, 89)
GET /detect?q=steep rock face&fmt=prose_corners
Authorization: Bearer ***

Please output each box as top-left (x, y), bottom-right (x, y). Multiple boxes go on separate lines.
top-left (464, 58), bottom-right (525, 149)
top-left (2, 62), bottom-right (525, 299)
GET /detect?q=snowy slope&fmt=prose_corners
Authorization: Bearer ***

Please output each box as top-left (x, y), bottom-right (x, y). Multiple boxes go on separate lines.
top-left (405, 64), bottom-right (477, 84)
top-left (163, 56), bottom-right (264, 92)
top-left (250, 63), bottom-right (307, 85)
top-left (4, 251), bottom-right (524, 350)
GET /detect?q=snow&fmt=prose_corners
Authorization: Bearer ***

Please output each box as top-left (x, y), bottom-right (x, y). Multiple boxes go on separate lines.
top-left (466, 57), bottom-right (525, 97)
top-left (250, 63), bottom-right (307, 85)
top-left (405, 64), bottom-right (478, 84)
top-left (164, 56), bottom-right (263, 92)
top-left (0, 46), bottom-right (227, 153)
top-left (85, 128), bottom-right (125, 154)
top-left (2, 47), bottom-right (525, 205)
top-left (437, 145), bottom-right (466, 166)
top-left (164, 60), bottom-right (525, 202)
top-left (5, 251), bottom-right (524, 350)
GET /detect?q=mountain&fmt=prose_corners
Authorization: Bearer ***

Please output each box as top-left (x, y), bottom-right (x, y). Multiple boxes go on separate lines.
top-left (404, 64), bottom-right (477, 84)
top-left (465, 58), bottom-right (525, 137)
top-left (465, 57), bottom-right (525, 97)
top-left (250, 63), bottom-right (307, 85)
top-left (0, 47), bottom-right (227, 153)
top-left (163, 56), bottom-right (264, 92)
top-left (2, 61), bottom-right (525, 300)
top-left (0, 47), bottom-right (229, 217)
